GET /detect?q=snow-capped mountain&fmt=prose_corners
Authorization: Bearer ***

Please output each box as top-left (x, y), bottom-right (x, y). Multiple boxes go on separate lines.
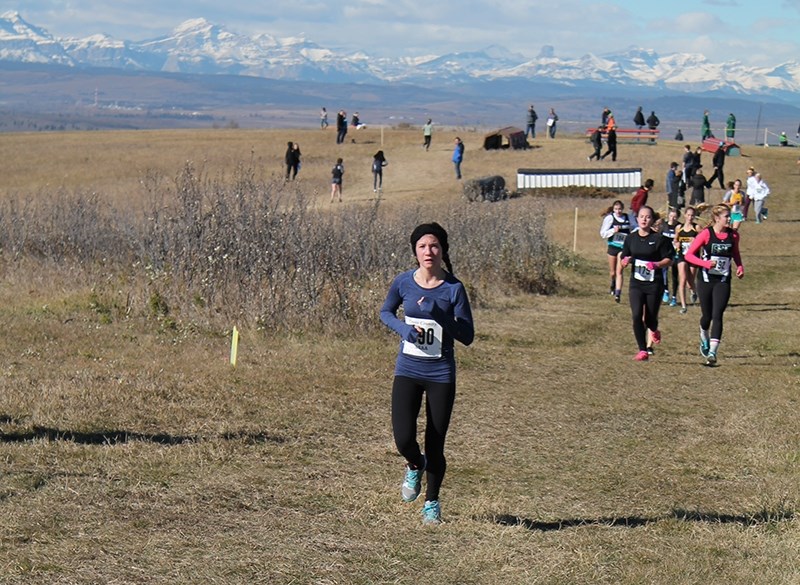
top-left (2, 11), bottom-right (800, 97)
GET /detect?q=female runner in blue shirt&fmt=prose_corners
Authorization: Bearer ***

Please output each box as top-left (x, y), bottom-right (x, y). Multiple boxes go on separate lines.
top-left (380, 222), bottom-right (474, 525)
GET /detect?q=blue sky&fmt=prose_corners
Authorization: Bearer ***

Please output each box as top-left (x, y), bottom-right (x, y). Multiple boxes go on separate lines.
top-left (3, 0), bottom-right (799, 66)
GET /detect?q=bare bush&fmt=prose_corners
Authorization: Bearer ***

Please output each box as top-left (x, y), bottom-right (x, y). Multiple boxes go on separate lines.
top-left (0, 163), bottom-right (557, 332)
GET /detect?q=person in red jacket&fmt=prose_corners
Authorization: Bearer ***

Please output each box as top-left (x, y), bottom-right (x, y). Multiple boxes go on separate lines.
top-left (630, 179), bottom-right (654, 224)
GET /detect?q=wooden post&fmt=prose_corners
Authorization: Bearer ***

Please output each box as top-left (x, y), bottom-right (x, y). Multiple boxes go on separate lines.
top-left (573, 207), bottom-right (579, 252)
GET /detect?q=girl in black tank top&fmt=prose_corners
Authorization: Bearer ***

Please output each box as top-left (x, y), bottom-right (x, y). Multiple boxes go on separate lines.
top-left (674, 206), bottom-right (699, 313)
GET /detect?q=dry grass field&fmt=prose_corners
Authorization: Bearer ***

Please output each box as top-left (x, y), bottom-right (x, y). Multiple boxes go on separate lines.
top-left (1, 124), bottom-right (799, 584)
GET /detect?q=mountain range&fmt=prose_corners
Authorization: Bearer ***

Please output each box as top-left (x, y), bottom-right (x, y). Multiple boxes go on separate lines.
top-left (2, 11), bottom-right (800, 100)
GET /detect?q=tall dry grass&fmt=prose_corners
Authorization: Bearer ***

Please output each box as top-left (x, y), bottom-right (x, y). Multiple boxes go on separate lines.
top-left (0, 158), bottom-right (557, 332)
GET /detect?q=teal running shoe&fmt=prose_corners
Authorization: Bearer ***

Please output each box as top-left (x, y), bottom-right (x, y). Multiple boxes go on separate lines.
top-left (401, 455), bottom-right (426, 502)
top-left (421, 500), bottom-right (442, 525)
top-left (700, 337), bottom-right (710, 358)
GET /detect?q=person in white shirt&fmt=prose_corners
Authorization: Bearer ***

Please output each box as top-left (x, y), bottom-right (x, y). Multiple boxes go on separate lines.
top-left (750, 173), bottom-right (770, 223)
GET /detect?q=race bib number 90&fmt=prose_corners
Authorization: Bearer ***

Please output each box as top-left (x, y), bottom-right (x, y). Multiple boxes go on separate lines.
top-left (403, 317), bottom-right (443, 359)
top-left (633, 259), bottom-right (655, 282)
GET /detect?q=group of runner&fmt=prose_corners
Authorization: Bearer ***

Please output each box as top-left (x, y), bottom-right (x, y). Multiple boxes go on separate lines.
top-left (600, 195), bottom-right (744, 365)
top-left (375, 170), bottom-right (752, 525)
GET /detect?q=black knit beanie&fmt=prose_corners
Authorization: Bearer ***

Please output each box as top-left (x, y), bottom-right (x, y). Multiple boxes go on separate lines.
top-left (409, 222), bottom-right (449, 256)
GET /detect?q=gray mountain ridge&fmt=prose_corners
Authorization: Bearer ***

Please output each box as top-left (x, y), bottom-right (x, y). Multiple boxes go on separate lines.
top-left (2, 11), bottom-right (800, 98)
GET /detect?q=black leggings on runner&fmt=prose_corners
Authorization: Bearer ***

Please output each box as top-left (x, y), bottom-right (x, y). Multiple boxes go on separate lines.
top-left (392, 375), bottom-right (456, 502)
top-left (663, 263), bottom-right (679, 297)
top-left (629, 284), bottom-right (663, 351)
top-left (697, 278), bottom-right (731, 340)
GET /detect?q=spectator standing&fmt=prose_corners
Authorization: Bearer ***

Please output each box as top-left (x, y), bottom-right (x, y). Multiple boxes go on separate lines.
top-left (547, 108), bottom-right (559, 139)
top-left (666, 162), bottom-right (678, 205)
top-left (320, 107), bottom-right (329, 129)
top-left (682, 144), bottom-right (695, 184)
top-left (633, 107), bottom-right (645, 130)
top-left (646, 111), bottom-right (660, 143)
top-left (690, 165), bottom-right (707, 205)
top-left (284, 141), bottom-right (300, 180)
top-left (631, 179), bottom-right (654, 217)
top-left (452, 137), bottom-right (465, 179)
top-left (422, 119), bottom-right (433, 150)
top-left (675, 129), bottom-right (684, 141)
top-left (336, 110), bottom-right (348, 144)
top-left (702, 110), bottom-right (712, 140)
top-left (779, 132), bottom-right (789, 146)
top-left (526, 105), bottom-right (538, 139)
top-left (600, 126), bottom-right (617, 161)
top-left (726, 113), bottom-right (736, 139)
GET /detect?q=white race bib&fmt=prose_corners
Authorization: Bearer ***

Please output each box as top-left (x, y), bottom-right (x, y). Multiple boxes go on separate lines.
top-left (680, 241), bottom-right (691, 255)
top-left (610, 232), bottom-right (627, 248)
top-left (633, 259), bottom-right (655, 282)
top-left (402, 317), bottom-right (443, 359)
top-left (708, 256), bottom-right (731, 277)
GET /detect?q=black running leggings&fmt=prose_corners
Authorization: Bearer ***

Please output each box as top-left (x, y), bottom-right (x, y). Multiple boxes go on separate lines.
top-left (629, 283), bottom-right (663, 351)
top-left (697, 277), bottom-right (731, 340)
top-left (391, 375), bottom-right (456, 502)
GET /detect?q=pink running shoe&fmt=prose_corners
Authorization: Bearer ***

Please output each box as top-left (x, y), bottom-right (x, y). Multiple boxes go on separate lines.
top-left (651, 330), bottom-right (662, 345)
top-left (634, 350), bottom-right (649, 361)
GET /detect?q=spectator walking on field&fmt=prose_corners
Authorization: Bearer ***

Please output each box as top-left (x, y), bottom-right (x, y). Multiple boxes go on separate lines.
top-left (525, 104), bottom-right (538, 139)
top-left (547, 108), bottom-right (559, 139)
top-left (750, 173), bottom-right (770, 223)
top-left (372, 150), bottom-right (388, 192)
top-left (422, 119), bottom-right (433, 151)
top-left (452, 137), bottom-right (465, 179)
top-left (601, 126), bottom-right (617, 161)
top-left (320, 107), bottom-right (329, 129)
top-left (331, 158), bottom-right (344, 202)
top-left (588, 126), bottom-right (603, 161)
top-left (702, 110), bottom-right (712, 140)
top-left (726, 113), bottom-right (736, 139)
top-left (706, 142), bottom-right (726, 189)
top-left (605, 110), bottom-right (616, 131)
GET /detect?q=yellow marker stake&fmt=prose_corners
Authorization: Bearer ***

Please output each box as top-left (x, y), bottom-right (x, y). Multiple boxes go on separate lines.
top-left (230, 326), bottom-right (239, 367)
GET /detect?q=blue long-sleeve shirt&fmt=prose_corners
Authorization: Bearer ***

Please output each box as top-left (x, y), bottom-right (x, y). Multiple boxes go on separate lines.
top-left (380, 269), bottom-right (474, 383)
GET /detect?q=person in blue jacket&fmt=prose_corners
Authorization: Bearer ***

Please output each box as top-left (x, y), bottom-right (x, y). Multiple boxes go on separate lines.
top-left (452, 137), bottom-right (464, 179)
top-left (380, 222), bottom-right (474, 525)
